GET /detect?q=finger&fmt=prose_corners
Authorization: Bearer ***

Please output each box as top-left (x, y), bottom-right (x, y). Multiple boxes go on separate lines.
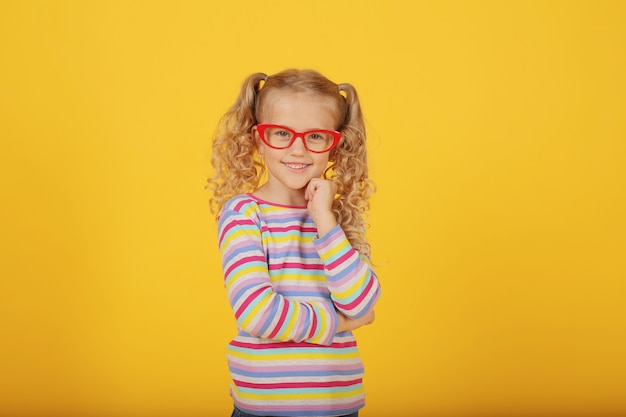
top-left (306, 180), bottom-right (321, 199)
top-left (308, 178), bottom-right (320, 192)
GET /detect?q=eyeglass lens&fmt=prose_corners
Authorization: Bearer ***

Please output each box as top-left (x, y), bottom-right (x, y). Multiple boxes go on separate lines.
top-left (263, 126), bottom-right (335, 152)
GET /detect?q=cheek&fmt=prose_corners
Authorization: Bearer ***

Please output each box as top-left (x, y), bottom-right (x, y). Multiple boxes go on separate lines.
top-left (313, 154), bottom-right (331, 170)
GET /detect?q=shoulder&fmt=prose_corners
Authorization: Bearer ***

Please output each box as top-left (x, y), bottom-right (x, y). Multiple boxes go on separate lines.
top-left (219, 194), bottom-right (262, 224)
top-left (221, 194), bottom-right (259, 213)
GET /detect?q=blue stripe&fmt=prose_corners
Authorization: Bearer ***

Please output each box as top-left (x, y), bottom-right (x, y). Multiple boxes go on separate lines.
top-left (220, 228), bottom-right (260, 248)
top-left (326, 257), bottom-right (361, 282)
top-left (274, 291), bottom-right (330, 298)
top-left (239, 287), bottom-right (273, 320)
top-left (230, 282), bottom-right (262, 304)
top-left (256, 296), bottom-right (281, 336)
top-left (258, 216), bottom-right (311, 225)
top-left (225, 244), bottom-right (265, 261)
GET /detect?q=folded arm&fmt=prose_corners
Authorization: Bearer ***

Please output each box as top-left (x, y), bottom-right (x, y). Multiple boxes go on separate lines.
top-left (314, 225), bottom-right (382, 320)
top-left (219, 210), bottom-right (338, 345)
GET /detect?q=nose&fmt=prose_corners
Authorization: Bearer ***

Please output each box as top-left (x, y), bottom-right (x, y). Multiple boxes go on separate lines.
top-left (289, 134), bottom-right (307, 153)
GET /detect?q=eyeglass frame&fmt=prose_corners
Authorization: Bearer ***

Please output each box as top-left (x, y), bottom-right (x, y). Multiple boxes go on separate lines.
top-left (255, 124), bottom-right (342, 153)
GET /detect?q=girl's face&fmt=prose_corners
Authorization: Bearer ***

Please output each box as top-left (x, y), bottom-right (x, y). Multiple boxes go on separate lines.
top-left (252, 90), bottom-right (340, 206)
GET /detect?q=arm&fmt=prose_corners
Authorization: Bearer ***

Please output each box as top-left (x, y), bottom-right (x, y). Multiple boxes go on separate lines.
top-left (305, 179), bottom-right (381, 320)
top-left (218, 209), bottom-right (338, 345)
top-left (314, 226), bottom-right (381, 319)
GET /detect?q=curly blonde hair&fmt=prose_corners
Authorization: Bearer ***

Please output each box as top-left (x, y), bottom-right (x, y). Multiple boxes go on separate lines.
top-left (207, 69), bottom-right (375, 256)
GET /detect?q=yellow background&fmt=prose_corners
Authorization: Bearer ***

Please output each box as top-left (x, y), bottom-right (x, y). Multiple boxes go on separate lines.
top-left (1, 1), bottom-right (625, 416)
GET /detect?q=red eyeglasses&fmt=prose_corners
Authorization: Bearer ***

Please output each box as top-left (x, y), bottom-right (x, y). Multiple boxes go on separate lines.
top-left (256, 124), bottom-right (341, 153)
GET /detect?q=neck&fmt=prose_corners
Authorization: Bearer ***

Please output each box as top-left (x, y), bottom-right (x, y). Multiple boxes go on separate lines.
top-left (253, 183), bottom-right (306, 207)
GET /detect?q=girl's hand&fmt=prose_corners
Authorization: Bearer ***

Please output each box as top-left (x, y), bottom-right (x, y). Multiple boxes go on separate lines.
top-left (305, 178), bottom-right (338, 237)
top-left (336, 310), bottom-right (376, 333)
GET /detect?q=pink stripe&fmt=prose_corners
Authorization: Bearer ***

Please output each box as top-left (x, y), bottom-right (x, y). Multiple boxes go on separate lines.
top-left (219, 218), bottom-right (255, 245)
top-left (268, 225), bottom-right (317, 233)
top-left (225, 255), bottom-right (266, 278)
top-left (309, 309), bottom-right (318, 339)
top-left (327, 248), bottom-right (354, 270)
top-left (246, 194), bottom-right (307, 209)
top-left (233, 198), bottom-right (254, 211)
top-left (230, 340), bottom-right (357, 350)
top-left (268, 302), bottom-right (289, 338)
top-left (334, 276), bottom-right (375, 310)
top-left (234, 286), bottom-right (270, 319)
top-left (268, 262), bottom-right (324, 270)
top-left (234, 378), bottom-right (362, 389)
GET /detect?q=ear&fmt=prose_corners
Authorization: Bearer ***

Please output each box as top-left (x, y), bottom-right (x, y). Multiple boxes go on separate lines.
top-left (251, 125), bottom-right (263, 155)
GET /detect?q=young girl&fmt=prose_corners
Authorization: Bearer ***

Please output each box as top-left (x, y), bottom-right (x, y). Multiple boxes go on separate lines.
top-left (208, 69), bottom-right (381, 417)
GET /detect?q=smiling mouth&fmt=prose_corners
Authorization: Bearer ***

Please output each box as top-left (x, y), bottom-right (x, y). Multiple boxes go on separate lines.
top-left (283, 163), bottom-right (309, 170)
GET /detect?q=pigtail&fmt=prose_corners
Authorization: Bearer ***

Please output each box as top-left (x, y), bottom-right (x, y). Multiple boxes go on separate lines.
top-left (337, 84), bottom-right (363, 130)
top-left (228, 73), bottom-right (267, 132)
top-left (207, 73), bottom-right (267, 216)
top-left (330, 83), bottom-right (376, 257)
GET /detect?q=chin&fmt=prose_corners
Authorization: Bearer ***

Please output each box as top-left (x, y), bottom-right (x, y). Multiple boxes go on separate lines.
top-left (283, 179), bottom-right (312, 191)
top-left (289, 183), bottom-right (310, 191)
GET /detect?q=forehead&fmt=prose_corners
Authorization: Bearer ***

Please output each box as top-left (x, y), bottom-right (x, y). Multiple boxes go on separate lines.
top-left (258, 90), bottom-right (341, 128)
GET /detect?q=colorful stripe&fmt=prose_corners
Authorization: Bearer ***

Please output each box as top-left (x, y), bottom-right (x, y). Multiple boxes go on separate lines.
top-left (217, 194), bottom-right (381, 416)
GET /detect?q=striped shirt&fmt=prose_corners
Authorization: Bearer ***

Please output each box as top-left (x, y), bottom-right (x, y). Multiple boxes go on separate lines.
top-left (217, 194), bottom-right (381, 417)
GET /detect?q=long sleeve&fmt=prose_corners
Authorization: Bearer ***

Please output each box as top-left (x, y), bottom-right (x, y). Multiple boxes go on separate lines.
top-left (218, 209), bottom-right (338, 346)
top-left (314, 225), bottom-right (381, 319)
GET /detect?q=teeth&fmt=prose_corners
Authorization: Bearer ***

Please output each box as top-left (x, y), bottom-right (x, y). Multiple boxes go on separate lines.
top-left (285, 163), bottom-right (307, 169)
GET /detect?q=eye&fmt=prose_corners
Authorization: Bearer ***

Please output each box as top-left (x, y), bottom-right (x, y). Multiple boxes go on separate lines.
top-left (266, 127), bottom-right (293, 144)
top-left (306, 131), bottom-right (327, 142)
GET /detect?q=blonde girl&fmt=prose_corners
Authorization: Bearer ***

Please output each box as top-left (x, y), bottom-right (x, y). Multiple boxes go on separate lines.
top-left (208, 69), bottom-right (381, 417)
